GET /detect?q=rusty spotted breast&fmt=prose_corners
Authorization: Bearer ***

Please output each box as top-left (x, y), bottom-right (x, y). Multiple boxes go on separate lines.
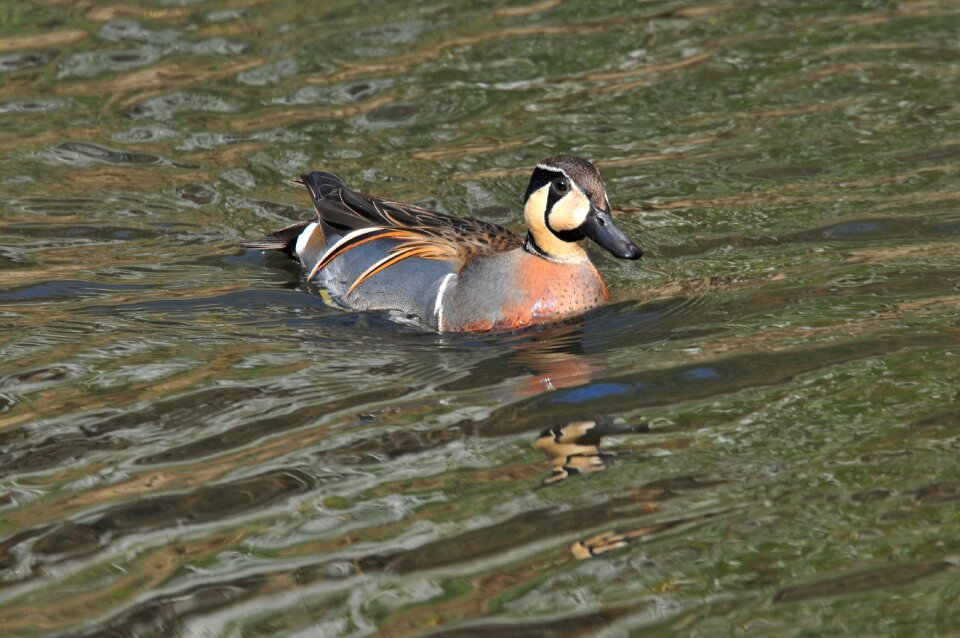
top-left (242, 155), bottom-right (642, 332)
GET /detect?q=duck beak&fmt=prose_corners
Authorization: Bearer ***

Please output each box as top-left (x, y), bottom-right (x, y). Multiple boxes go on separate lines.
top-left (581, 205), bottom-right (642, 260)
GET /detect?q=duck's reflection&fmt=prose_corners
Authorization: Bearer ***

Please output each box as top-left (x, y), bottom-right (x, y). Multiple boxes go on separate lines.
top-left (529, 416), bottom-right (730, 562)
top-left (515, 350), bottom-right (603, 398)
top-left (532, 416), bottom-right (647, 485)
top-left (494, 318), bottom-right (606, 401)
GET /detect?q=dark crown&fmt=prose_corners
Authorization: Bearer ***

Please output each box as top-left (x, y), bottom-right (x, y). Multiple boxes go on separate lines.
top-left (530, 155), bottom-right (608, 210)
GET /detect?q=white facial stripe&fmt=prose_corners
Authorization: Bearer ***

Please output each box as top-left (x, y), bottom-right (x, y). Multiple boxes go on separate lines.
top-left (535, 164), bottom-right (572, 182)
top-left (538, 163), bottom-right (605, 210)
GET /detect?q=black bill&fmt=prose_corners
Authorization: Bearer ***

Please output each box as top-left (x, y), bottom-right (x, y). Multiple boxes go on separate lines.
top-left (581, 205), bottom-right (642, 260)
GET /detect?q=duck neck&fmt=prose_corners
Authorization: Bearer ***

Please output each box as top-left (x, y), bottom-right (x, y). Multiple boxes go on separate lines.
top-left (524, 232), bottom-right (588, 264)
top-left (524, 233), bottom-right (549, 259)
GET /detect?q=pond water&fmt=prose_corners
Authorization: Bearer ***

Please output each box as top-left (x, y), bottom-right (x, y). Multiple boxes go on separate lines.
top-left (1, 1), bottom-right (959, 636)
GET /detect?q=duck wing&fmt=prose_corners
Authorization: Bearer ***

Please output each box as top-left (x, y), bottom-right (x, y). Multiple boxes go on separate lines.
top-left (300, 171), bottom-right (522, 290)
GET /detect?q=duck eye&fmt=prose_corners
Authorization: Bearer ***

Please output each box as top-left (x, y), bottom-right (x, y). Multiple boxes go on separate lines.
top-left (553, 178), bottom-right (569, 194)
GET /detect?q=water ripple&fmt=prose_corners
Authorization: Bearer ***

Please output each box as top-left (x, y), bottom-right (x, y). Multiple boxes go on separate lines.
top-left (2, 1), bottom-right (960, 636)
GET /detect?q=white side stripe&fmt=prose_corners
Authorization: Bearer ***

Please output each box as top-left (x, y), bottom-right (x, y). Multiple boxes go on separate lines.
top-left (434, 273), bottom-right (456, 332)
top-left (294, 222), bottom-right (318, 260)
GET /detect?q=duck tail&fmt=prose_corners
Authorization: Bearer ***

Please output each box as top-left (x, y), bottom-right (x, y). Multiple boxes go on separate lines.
top-left (240, 220), bottom-right (315, 258)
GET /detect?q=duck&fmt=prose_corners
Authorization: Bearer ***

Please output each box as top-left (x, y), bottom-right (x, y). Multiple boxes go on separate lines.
top-left (242, 155), bottom-right (641, 332)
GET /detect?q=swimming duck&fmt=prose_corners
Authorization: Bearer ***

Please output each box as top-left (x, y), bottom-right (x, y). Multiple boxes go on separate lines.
top-left (243, 155), bottom-right (641, 332)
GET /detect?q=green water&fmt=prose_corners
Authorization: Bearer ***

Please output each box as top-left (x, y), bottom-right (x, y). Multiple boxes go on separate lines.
top-left (1, 1), bottom-right (959, 636)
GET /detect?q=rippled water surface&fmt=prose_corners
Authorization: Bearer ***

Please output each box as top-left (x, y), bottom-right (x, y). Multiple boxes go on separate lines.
top-left (2, 1), bottom-right (960, 636)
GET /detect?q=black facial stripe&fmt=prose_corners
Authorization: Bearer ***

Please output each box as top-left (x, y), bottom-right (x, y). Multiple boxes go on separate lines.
top-left (545, 180), bottom-right (565, 212)
top-left (524, 166), bottom-right (563, 202)
top-left (545, 183), bottom-right (586, 244)
top-left (524, 232), bottom-right (548, 257)
top-left (526, 164), bottom-right (586, 245)
top-left (544, 191), bottom-right (570, 240)
top-left (554, 228), bottom-right (585, 242)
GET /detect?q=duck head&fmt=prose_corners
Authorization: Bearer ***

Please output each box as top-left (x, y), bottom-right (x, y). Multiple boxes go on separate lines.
top-left (522, 155), bottom-right (642, 263)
